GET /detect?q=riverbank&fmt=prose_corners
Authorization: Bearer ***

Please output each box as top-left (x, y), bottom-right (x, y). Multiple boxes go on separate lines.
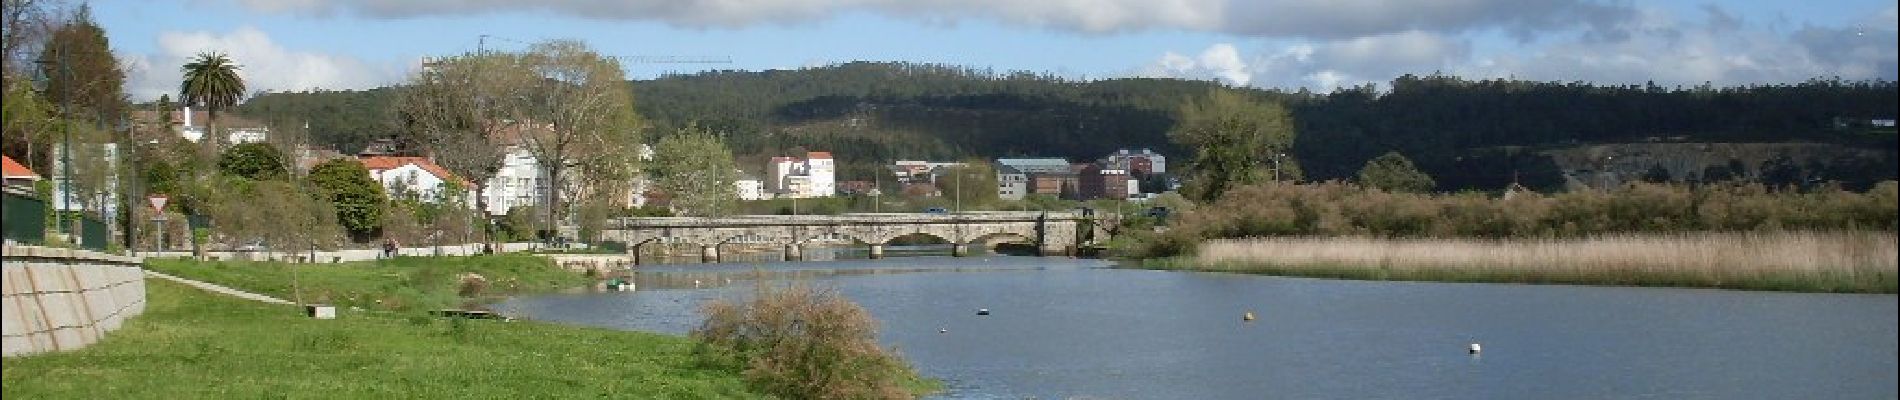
top-left (1, 277), bottom-right (759, 398)
top-left (1139, 231), bottom-right (1898, 293)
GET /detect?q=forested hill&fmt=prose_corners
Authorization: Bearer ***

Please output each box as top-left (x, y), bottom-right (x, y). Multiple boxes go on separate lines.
top-left (238, 61), bottom-right (1899, 190)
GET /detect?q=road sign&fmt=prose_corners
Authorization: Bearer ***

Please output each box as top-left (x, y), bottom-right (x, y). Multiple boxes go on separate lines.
top-left (148, 195), bottom-right (169, 213)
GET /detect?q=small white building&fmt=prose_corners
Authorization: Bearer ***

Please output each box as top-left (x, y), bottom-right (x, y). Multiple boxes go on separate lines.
top-left (767, 151), bottom-right (836, 198)
top-left (360, 156), bottom-right (474, 204)
top-left (735, 174), bottom-right (767, 201)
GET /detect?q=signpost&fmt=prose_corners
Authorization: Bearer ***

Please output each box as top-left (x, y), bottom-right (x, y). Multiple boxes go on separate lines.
top-left (148, 195), bottom-right (168, 252)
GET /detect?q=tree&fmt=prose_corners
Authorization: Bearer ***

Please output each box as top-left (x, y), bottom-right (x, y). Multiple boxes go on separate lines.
top-left (36, 4), bottom-right (122, 120)
top-left (1169, 89), bottom-right (1297, 202)
top-left (306, 158), bottom-right (385, 239)
top-left (504, 40), bottom-right (644, 232)
top-left (937, 159), bottom-right (997, 211)
top-left (215, 142), bottom-right (287, 181)
top-left (649, 125), bottom-right (739, 217)
top-left (1357, 151), bottom-right (1436, 193)
top-left (180, 52), bottom-right (243, 148)
top-left (397, 52), bottom-right (524, 235)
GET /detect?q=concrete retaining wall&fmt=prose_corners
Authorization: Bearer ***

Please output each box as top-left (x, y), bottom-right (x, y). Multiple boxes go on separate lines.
top-left (2, 246), bottom-right (145, 357)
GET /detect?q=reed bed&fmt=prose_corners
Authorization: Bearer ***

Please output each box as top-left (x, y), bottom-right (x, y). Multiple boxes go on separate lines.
top-left (1168, 231), bottom-right (1897, 293)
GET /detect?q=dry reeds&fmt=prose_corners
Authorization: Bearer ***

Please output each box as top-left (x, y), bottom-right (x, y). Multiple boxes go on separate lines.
top-left (1184, 231), bottom-right (1898, 293)
top-left (694, 282), bottom-right (930, 399)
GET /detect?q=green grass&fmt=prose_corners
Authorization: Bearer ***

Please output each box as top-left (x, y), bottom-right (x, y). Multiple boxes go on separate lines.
top-left (1, 278), bottom-right (761, 399)
top-left (143, 255), bottom-right (590, 311)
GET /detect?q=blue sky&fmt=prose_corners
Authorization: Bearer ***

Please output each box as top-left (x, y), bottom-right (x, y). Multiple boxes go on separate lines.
top-left (91, 0), bottom-right (1898, 101)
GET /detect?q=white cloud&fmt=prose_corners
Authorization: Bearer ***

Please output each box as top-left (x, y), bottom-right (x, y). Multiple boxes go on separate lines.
top-left (124, 26), bottom-right (401, 102)
top-left (1140, 31), bottom-right (1469, 91)
top-left (224, 0), bottom-right (1632, 38)
top-left (1140, 4), bottom-right (1898, 91)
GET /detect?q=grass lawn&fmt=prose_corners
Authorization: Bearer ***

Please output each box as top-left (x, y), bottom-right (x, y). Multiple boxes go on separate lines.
top-left (142, 255), bottom-right (590, 312)
top-left (1, 278), bottom-right (760, 398)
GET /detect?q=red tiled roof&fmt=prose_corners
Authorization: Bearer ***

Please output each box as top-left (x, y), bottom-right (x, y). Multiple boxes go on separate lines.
top-left (2, 156), bottom-right (40, 180)
top-left (357, 156), bottom-right (472, 187)
top-left (807, 151), bottom-right (833, 159)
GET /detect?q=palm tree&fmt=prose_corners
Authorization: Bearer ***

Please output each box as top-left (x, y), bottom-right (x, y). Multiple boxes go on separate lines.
top-left (179, 52), bottom-right (243, 148)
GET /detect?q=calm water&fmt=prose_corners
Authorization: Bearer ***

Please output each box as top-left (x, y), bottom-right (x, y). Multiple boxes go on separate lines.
top-left (501, 256), bottom-right (1900, 399)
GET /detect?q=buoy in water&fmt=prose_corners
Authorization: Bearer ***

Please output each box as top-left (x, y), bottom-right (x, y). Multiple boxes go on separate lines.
top-left (976, 308), bottom-right (991, 316)
top-left (1243, 312), bottom-right (1256, 321)
top-left (1468, 343), bottom-right (1482, 354)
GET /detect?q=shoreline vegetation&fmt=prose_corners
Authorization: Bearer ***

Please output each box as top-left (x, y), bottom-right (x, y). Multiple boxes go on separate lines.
top-left (1141, 232), bottom-right (1897, 294)
top-left (1118, 181), bottom-right (1899, 293)
top-left (6, 255), bottom-right (938, 398)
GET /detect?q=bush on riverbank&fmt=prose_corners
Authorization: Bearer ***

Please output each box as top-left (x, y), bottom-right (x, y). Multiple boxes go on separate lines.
top-left (694, 282), bottom-right (934, 399)
top-left (143, 255), bottom-right (586, 311)
top-left (1121, 180), bottom-right (1899, 258)
top-left (1169, 231), bottom-right (1898, 293)
top-left (0, 279), bottom-right (758, 398)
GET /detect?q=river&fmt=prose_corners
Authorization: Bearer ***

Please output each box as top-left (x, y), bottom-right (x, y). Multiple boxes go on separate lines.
top-left (501, 253), bottom-right (1899, 399)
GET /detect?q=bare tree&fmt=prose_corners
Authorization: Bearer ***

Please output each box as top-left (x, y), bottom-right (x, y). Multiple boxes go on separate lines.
top-left (397, 51), bottom-right (527, 243)
top-left (499, 40), bottom-right (643, 236)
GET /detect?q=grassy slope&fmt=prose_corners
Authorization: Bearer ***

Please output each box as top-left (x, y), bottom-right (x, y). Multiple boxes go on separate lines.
top-left (1, 278), bottom-right (759, 399)
top-left (142, 255), bottom-right (588, 312)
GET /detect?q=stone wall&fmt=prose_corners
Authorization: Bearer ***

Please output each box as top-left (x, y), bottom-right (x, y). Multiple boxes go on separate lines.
top-left (2, 246), bottom-right (146, 357)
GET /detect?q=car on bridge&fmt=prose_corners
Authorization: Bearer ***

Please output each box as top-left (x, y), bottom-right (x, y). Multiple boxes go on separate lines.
top-left (923, 207), bottom-right (949, 214)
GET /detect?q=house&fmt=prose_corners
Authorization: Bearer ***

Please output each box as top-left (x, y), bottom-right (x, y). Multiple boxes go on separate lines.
top-left (482, 148), bottom-right (548, 216)
top-left (1100, 148), bottom-right (1167, 176)
top-left (2, 155), bottom-right (40, 189)
top-left (837, 180), bottom-right (877, 196)
top-left (359, 156), bottom-right (475, 204)
top-left (996, 165), bottom-right (1027, 200)
top-left (889, 160), bottom-right (965, 184)
top-left (1079, 165), bottom-right (1131, 200)
top-left (767, 152), bottom-right (836, 198)
top-left (132, 106), bottom-right (271, 145)
top-left (996, 158), bottom-right (1077, 199)
top-left (735, 173), bottom-right (767, 201)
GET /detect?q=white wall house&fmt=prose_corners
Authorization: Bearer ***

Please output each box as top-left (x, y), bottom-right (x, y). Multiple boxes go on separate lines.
top-left (735, 175), bottom-right (767, 201)
top-left (481, 148), bottom-right (547, 216)
top-left (767, 151), bottom-right (836, 198)
top-left (360, 157), bottom-right (474, 204)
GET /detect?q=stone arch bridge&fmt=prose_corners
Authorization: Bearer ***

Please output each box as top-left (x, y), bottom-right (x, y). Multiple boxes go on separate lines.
top-left (602, 212), bottom-right (1100, 264)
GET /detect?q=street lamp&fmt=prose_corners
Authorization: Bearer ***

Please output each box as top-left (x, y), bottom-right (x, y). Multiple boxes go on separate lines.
top-left (1271, 153), bottom-right (1286, 181)
top-left (33, 52), bottom-right (75, 241)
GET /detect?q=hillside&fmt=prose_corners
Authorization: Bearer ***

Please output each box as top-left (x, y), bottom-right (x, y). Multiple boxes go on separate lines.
top-left (235, 62), bottom-right (1900, 191)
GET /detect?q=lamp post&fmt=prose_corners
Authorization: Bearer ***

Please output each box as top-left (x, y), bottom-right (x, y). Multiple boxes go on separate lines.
top-left (33, 51), bottom-right (76, 241)
top-left (1271, 153), bottom-right (1285, 181)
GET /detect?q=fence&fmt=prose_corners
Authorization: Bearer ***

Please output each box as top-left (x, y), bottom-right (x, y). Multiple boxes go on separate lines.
top-left (2, 187), bottom-right (46, 246)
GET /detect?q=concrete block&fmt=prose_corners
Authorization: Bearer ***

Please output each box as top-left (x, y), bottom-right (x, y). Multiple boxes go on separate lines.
top-left (2, 334), bottom-right (34, 357)
top-left (1, 268), bottom-right (26, 295)
top-left (49, 326), bottom-right (86, 351)
top-left (83, 289), bottom-right (115, 321)
top-left (26, 264), bottom-right (72, 294)
top-left (307, 305), bottom-right (336, 319)
top-left (38, 292), bottom-right (82, 330)
top-left (73, 264), bottom-right (103, 291)
top-left (1, 296), bottom-right (26, 337)
top-left (97, 314), bottom-right (121, 332)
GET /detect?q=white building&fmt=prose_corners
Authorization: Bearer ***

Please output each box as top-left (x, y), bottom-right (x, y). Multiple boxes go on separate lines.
top-left (735, 174), bottom-right (767, 201)
top-left (481, 148), bottom-right (547, 216)
top-left (175, 106), bottom-right (268, 145)
top-left (996, 164), bottom-right (1028, 200)
top-left (767, 151), bottom-right (836, 198)
top-left (360, 157), bottom-right (474, 204)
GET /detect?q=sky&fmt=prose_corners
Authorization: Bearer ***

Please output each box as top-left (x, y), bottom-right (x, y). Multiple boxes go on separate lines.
top-left (89, 0), bottom-right (1899, 102)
